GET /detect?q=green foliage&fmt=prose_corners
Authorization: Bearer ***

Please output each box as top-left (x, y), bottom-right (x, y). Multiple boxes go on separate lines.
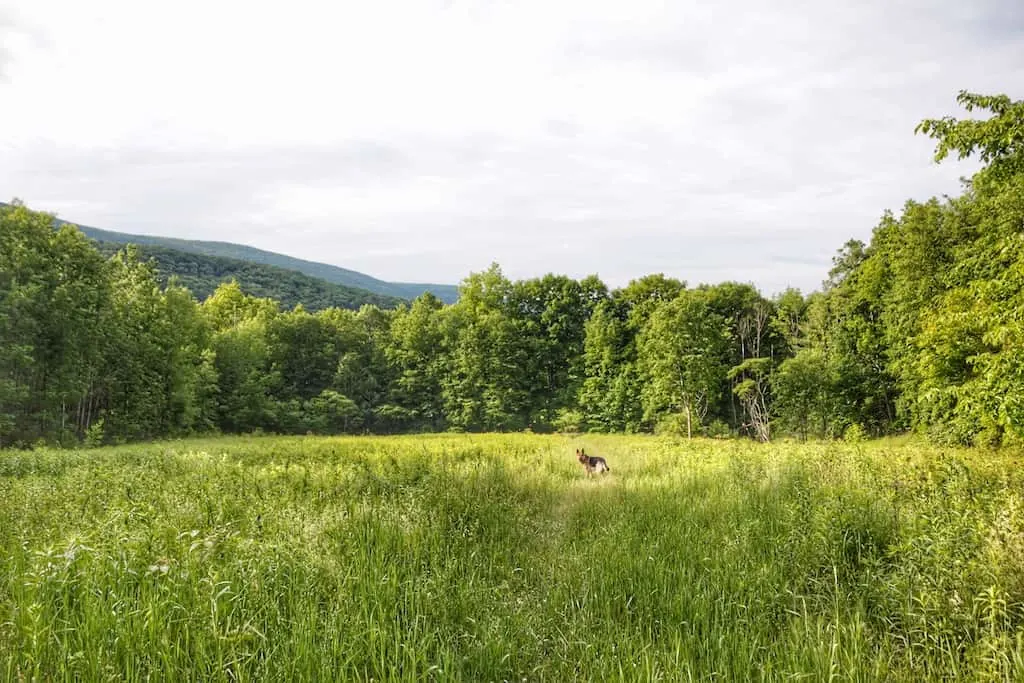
top-left (64, 214), bottom-right (458, 302)
top-left (550, 407), bottom-right (585, 433)
top-left (637, 289), bottom-right (731, 437)
top-left (266, 307), bottom-right (343, 401)
top-left (772, 287), bottom-right (808, 351)
top-left (578, 301), bottom-right (638, 432)
top-left (728, 357), bottom-right (773, 441)
top-left (203, 280), bottom-right (279, 331)
top-left (791, 90), bottom-right (1024, 444)
top-left (577, 275), bottom-right (688, 434)
top-left (772, 349), bottom-right (835, 439)
top-left (209, 318), bottom-right (275, 433)
top-left (842, 423), bottom-right (865, 443)
top-left (508, 273), bottom-right (608, 427)
top-left (385, 294), bottom-right (447, 431)
top-left (308, 390), bottom-right (362, 432)
top-left (83, 418), bottom-right (104, 448)
top-left (3, 90), bottom-right (1023, 446)
top-left (441, 265), bottom-right (531, 431)
top-left (806, 238), bottom-right (899, 436)
top-left (915, 90), bottom-right (1024, 181)
top-left (93, 241), bottom-right (406, 311)
top-left (103, 248), bottom-right (179, 441)
top-left (0, 204), bottom-right (112, 445)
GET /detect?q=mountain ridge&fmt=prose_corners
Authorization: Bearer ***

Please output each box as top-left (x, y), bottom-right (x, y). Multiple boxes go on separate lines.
top-left (3, 202), bottom-right (459, 304)
top-left (91, 239), bottom-right (407, 312)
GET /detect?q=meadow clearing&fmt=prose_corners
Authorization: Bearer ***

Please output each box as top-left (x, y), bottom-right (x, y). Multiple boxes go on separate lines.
top-left (2, 434), bottom-right (1023, 681)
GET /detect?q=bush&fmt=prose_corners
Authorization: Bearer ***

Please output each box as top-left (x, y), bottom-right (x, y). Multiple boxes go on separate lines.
top-left (85, 419), bottom-right (105, 448)
top-left (551, 408), bottom-right (585, 434)
top-left (705, 419), bottom-right (732, 439)
top-left (843, 423), bottom-right (865, 443)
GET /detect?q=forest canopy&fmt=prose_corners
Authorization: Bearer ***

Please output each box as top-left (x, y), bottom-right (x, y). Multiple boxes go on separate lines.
top-left (2, 90), bottom-right (1021, 448)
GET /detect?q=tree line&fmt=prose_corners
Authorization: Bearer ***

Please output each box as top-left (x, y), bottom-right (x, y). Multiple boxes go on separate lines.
top-left (1, 91), bottom-right (1021, 448)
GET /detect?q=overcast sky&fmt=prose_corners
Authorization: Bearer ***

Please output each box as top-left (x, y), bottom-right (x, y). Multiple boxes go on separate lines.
top-left (2, 0), bottom-right (1022, 295)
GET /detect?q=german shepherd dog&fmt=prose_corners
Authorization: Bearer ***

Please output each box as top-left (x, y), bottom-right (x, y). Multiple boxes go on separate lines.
top-left (576, 448), bottom-right (610, 476)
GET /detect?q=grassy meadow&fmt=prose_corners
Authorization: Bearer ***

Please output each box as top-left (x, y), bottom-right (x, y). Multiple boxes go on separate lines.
top-left (2, 434), bottom-right (1024, 681)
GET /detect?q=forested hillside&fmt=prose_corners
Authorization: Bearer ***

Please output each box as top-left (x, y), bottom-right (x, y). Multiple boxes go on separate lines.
top-left (1, 91), bottom-right (1021, 448)
top-left (0, 204), bottom-right (461, 303)
top-left (67, 218), bottom-right (460, 303)
top-left (90, 240), bottom-right (404, 312)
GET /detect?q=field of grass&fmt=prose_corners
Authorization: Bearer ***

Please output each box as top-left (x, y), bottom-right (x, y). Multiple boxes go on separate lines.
top-left (2, 434), bottom-right (1024, 681)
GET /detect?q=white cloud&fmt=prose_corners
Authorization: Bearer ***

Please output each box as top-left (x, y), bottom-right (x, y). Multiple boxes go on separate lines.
top-left (1, 0), bottom-right (1022, 295)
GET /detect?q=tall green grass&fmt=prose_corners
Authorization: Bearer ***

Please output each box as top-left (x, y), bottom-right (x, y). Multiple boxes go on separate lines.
top-left (2, 434), bottom-right (1023, 680)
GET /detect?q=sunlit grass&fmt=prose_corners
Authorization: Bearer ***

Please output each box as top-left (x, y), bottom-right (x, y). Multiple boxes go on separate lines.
top-left (2, 434), bottom-right (1023, 680)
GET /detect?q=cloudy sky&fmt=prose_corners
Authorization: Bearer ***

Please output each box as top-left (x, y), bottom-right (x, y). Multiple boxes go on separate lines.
top-left (1, 0), bottom-right (1022, 295)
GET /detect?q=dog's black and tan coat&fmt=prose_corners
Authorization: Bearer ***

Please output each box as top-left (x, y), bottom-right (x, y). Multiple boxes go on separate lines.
top-left (576, 448), bottom-right (610, 476)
